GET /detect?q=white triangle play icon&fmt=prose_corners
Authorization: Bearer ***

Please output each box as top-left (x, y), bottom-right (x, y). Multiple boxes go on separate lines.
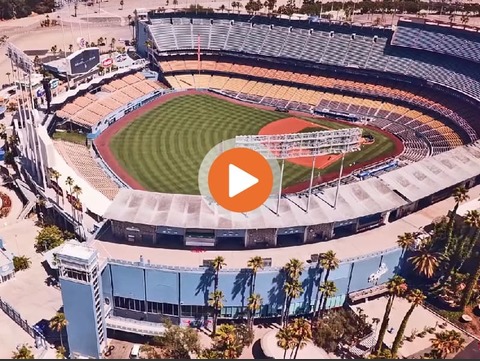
top-left (228, 164), bottom-right (259, 198)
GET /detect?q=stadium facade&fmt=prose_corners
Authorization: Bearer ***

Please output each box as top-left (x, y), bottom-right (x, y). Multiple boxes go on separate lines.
top-left (14, 11), bottom-right (480, 359)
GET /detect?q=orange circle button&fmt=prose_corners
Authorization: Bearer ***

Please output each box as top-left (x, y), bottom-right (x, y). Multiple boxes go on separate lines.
top-left (208, 147), bottom-right (274, 213)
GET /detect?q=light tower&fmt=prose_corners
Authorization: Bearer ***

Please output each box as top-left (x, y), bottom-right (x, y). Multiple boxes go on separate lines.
top-left (56, 242), bottom-right (107, 359)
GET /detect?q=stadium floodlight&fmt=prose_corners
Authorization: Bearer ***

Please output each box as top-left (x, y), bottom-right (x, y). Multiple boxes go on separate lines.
top-left (235, 128), bottom-right (363, 214)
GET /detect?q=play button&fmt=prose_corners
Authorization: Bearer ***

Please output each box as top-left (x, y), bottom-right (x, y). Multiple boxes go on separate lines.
top-left (207, 147), bottom-right (274, 213)
top-left (229, 164), bottom-right (259, 198)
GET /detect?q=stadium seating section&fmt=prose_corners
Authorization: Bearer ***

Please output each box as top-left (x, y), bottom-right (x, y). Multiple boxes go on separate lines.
top-left (56, 73), bottom-right (166, 128)
top-left (53, 140), bottom-right (120, 200)
top-left (161, 59), bottom-right (465, 163)
top-left (392, 20), bottom-right (480, 64)
top-left (146, 17), bottom-right (480, 109)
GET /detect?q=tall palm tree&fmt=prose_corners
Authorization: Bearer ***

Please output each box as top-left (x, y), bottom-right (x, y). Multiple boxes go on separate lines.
top-left (290, 318), bottom-right (312, 359)
top-left (246, 256), bottom-right (263, 327)
top-left (319, 280), bottom-right (337, 316)
top-left (445, 186), bottom-right (470, 256)
top-left (247, 256), bottom-right (264, 295)
top-left (460, 254), bottom-right (480, 310)
top-left (391, 289), bottom-right (425, 357)
top-left (276, 325), bottom-right (296, 359)
top-left (49, 312), bottom-right (68, 348)
top-left (430, 330), bottom-right (466, 358)
top-left (212, 256), bottom-right (226, 292)
top-left (283, 279), bottom-right (303, 327)
top-left (72, 184), bottom-right (82, 221)
top-left (6, 72), bottom-right (11, 83)
top-left (12, 344), bottom-right (34, 359)
top-left (461, 210), bottom-right (480, 260)
top-left (247, 293), bottom-right (262, 330)
top-left (313, 250), bottom-right (339, 319)
top-left (65, 176), bottom-right (74, 196)
top-left (408, 248), bottom-right (441, 278)
top-left (373, 276), bottom-right (407, 353)
top-left (397, 232), bottom-right (415, 253)
top-left (49, 168), bottom-right (62, 203)
top-left (208, 289), bottom-right (224, 336)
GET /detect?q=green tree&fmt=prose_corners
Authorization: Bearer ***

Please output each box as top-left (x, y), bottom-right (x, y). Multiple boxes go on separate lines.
top-left (319, 280), bottom-right (337, 316)
top-left (391, 289), bottom-right (425, 357)
top-left (430, 330), bottom-right (465, 358)
top-left (373, 276), bottom-right (407, 353)
top-left (48, 168), bottom-right (62, 203)
top-left (13, 255), bottom-right (31, 271)
top-left (290, 317), bottom-right (312, 359)
top-left (208, 289), bottom-right (225, 336)
top-left (397, 232), bottom-right (415, 253)
top-left (408, 247), bottom-right (441, 278)
top-left (49, 312), bottom-right (68, 349)
top-left (445, 186), bottom-right (470, 256)
top-left (283, 279), bottom-right (303, 327)
top-left (246, 293), bottom-right (262, 330)
top-left (247, 256), bottom-right (263, 327)
top-left (152, 319), bottom-right (201, 358)
top-left (12, 344), bottom-right (34, 359)
top-left (276, 325), bottom-right (296, 359)
top-left (55, 346), bottom-right (66, 359)
top-left (313, 250), bottom-right (339, 319)
top-left (213, 324), bottom-right (242, 358)
top-left (35, 225), bottom-right (65, 253)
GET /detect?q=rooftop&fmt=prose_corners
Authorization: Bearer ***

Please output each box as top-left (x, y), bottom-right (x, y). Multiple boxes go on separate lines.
top-left (57, 241), bottom-right (97, 263)
top-left (103, 141), bottom-right (480, 230)
top-left (92, 182), bottom-right (480, 269)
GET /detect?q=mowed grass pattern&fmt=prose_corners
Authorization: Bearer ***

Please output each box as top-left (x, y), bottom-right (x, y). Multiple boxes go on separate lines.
top-left (109, 94), bottom-right (396, 194)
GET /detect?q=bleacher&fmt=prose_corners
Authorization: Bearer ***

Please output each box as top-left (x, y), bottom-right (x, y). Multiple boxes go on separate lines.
top-left (161, 58), bottom-right (467, 162)
top-left (56, 73), bottom-right (166, 129)
top-left (53, 140), bottom-right (120, 200)
top-left (392, 19), bottom-right (480, 64)
top-left (145, 16), bottom-right (480, 133)
top-left (159, 58), bottom-right (475, 142)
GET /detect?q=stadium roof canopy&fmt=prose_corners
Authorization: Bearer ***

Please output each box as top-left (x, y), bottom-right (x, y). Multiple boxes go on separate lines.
top-left (104, 141), bottom-right (480, 230)
top-left (379, 142), bottom-right (480, 202)
top-left (104, 177), bottom-right (406, 229)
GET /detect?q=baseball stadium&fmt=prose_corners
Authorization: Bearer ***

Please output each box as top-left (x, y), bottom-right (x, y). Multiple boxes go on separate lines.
top-left (11, 10), bottom-right (480, 359)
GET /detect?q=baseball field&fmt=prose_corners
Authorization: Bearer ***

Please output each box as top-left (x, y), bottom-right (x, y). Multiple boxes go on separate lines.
top-left (96, 92), bottom-right (402, 194)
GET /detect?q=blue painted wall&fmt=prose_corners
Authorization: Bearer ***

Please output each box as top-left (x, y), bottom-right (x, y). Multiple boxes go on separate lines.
top-left (100, 249), bottom-right (403, 320)
top-left (111, 264), bottom-right (146, 300)
top-left (60, 279), bottom-right (100, 358)
top-left (145, 269), bottom-right (179, 304)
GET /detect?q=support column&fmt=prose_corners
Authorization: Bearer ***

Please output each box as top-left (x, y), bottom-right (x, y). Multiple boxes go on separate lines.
top-left (306, 156), bottom-right (317, 213)
top-left (334, 152), bottom-right (346, 210)
top-left (276, 159), bottom-right (285, 215)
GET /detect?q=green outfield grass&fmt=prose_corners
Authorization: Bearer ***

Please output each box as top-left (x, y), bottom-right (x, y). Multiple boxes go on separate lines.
top-left (109, 94), bottom-right (397, 194)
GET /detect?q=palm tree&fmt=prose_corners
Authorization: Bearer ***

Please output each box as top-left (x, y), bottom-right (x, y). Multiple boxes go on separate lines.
top-left (290, 318), bottom-right (312, 359)
top-left (110, 38), bottom-right (116, 51)
top-left (247, 256), bottom-right (264, 295)
top-left (212, 256), bottom-right (226, 291)
top-left (51, 45), bottom-right (58, 58)
top-left (55, 346), bottom-right (66, 359)
top-left (313, 250), bottom-right (339, 319)
top-left (373, 275), bottom-right (407, 353)
top-left (283, 279), bottom-right (303, 327)
top-left (391, 289), bottom-right (425, 357)
top-left (430, 330), bottom-right (466, 358)
top-left (247, 293), bottom-right (262, 330)
top-left (397, 232), bottom-right (415, 253)
top-left (65, 176), bottom-right (74, 196)
top-left (68, 44), bottom-right (73, 53)
top-left (6, 72), bottom-right (11, 83)
top-left (214, 324), bottom-right (240, 358)
top-left (12, 344), bottom-right (34, 359)
top-left (120, 0), bottom-right (124, 10)
top-left (173, 0), bottom-right (178, 9)
top-left (49, 168), bottom-right (62, 203)
top-left (72, 184), bottom-right (82, 221)
top-left (219, 4), bottom-right (226, 12)
top-left (208, 289), bottom-right (224, 336)
top-left (319, 280), bottom-right (337, 316)
top-left (460, 252), bottom-right (480, 310)
top-left (49, 312), bottom-right (68, 348)
top-left (276, 325), bottom-right (296, 359)
top-left (445, 186), bottom-right (470, 256)
top-left (74, 2), bottom-right (78, 17)
top-left (408, 248), bottom-right (441, 278)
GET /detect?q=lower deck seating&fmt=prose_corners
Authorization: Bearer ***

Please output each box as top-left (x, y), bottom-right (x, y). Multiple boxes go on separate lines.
top-left (53, 141), bottom-right (120, 200)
